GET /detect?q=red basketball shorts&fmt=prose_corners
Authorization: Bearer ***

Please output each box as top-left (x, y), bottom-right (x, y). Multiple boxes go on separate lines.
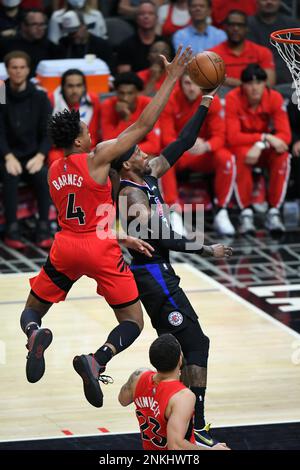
top-left (30, 231), bottom-right (139, 308)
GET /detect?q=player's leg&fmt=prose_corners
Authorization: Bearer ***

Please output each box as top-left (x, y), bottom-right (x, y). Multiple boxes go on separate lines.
top-left (20, 292), bottom-right (53, 383)
top-left (264, 149), bottom-right (290, 232)
top-left (21, 252), bottom-right (77, 383)
top-left (132, 263), bottom-right (212, 438)
top-left (73, 250), bottom-right (143, 407)
top-left (234, 146), bottom-right (256, 234)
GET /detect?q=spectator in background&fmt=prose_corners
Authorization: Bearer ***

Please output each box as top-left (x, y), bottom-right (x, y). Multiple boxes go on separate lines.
top-left (118, 0), bottom-right (164, 20)
top-left (0, 51), bottom-right (52, 249)
top-left (137, 39), bottom-right (173, 95)
top-left (160, 72), bottom-right (236, 236)
top-left (0, 9), bottom-right (60, 76)
top-left (247, 0), bottom-right (300, 84)
top-left (101, 72), bottom-right (161, 156)
top-left (225, 64), bottom-right (291, 235)
top-left (157, 0), bottom-right (191, 37)
top-left (287, 98), bottom-right (300, 199)
top-left (0, 0), bottom-right (22, 37)
top-left (211, 0), bottom-right (257, 28)
top-left (48, 0), bottom-right (107, 45)
top-left (57, 10), bottom-right (114, 71)
top-left (117, 0), bottom-right (163, 73)
top-left (48, 68), bottom-right (101, 165)
top-left (173, 0), bottom-right (226, 54)
top-left (211, 10), bottom-right (275, 88)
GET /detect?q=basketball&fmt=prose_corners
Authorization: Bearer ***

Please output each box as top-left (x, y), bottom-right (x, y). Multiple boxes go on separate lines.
top-left (187, 51), bottom-right (225, 89)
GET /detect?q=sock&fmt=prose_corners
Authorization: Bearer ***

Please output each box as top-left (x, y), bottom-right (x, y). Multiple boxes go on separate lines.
top-left (94, 321), bottom-right (141, 366)
top-left (20, 308), bottom-right (42, 338)
top-left (191, 386), bottom-right (206, 429)
top-left (94, 345), bottom-right (114, 368)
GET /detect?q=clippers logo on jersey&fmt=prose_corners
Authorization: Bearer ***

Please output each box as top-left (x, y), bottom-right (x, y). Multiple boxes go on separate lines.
top-left (168, 311), bottom-right (183, 326)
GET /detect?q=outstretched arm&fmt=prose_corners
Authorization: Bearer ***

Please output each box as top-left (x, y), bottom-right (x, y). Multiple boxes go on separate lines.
top-left (149, 82), bottom-right (224, 178)
top-left (92, 46), bottom-right (192, 168)
top-left (119, 187), bottom-right (233, 258)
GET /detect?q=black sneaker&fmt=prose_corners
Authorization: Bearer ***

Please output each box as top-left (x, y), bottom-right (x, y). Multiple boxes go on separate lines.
top-left (73, 354), bottom-right (113, 408)
top-left (26, 328), bottom-right (53, 383)
top-left (36, 221), bottom-right (53, 249)
top-left (194, 423), bottom-right (219, 448)
top-left (4, 222), bottom-right (26, 250)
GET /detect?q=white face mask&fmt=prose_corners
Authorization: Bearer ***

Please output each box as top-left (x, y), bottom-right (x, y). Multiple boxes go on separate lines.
top-left (67, 0), bottom-right (86, 8)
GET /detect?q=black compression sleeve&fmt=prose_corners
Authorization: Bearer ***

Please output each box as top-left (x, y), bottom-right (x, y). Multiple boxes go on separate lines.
top-left (161, 104), bottom-right (209, 167)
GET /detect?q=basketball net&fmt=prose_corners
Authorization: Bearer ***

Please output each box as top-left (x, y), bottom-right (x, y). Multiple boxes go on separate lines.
top-left (270, 28), bottom-right (300, 110)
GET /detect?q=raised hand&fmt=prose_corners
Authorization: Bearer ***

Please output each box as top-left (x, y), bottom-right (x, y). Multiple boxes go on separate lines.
top-left (160, 45), bottom-right (193, 81)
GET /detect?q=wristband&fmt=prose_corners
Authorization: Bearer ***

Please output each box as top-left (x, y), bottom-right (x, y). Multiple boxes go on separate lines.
top-left (202, 95), bottom-right (214, 100)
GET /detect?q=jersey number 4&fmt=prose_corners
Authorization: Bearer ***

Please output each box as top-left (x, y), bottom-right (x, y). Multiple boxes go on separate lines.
top-left (66, 193), bottom-right (86, 225)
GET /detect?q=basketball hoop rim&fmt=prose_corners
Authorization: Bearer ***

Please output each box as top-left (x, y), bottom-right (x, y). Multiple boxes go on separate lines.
top-left (270, 28), bottom-right (300, 44)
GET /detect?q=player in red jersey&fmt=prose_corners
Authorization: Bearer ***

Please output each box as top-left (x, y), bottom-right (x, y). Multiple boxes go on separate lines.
top-left (19, 45), bottom-right (193, 408)
top-left (119, 334), bottom-right (229, 450)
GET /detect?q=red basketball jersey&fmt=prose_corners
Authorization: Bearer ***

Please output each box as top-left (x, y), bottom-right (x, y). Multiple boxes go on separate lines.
top-left (49, 153), bottom-right (114, 234)
top-left (134, 371), bottom-right (195, 450)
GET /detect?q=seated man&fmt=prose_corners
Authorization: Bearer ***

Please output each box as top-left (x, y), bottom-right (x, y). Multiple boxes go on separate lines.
top-left (101, 72), bottom-right (160, 156)
top-left (210, 10), bottom-right (275, 88)
top-left (160, 72), bottom-right (235, 236)
top-left (48, 69), bottom-right (101, 165)
top-left (225, 63), bottom-right (291, 235)
top-left (137, 39), bottom-right (173, 96)
top-left (57, 10), bottom-right (114, 72)
top-left (0, 51), bottom-right (52, 249)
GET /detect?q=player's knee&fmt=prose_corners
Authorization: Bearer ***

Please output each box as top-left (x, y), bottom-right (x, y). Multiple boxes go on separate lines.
top-left (185, 334), bottom-right (210, 369)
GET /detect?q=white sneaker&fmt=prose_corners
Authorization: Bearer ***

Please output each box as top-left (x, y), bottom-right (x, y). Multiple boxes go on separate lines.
top-left (265, 208), bottom-right (285, 233)
top-left (213, 208), bottom-right (235, 236)
top-left (239, 208), bottom-right (255, 235)
top-left (170, 211), bottom-right (187, 237)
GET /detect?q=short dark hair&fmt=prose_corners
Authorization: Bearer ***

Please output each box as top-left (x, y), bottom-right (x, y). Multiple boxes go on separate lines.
top-left (4, 50), bottom-right (31, 68)
top-left (225, 9), bottom-right (248, 24)
top-left (61, 68), bottom-right (86, 89)
top-left (241, 63), bottom-right (267, 83)
top-left (114, 72), bottom-right (144, 91)
top-left (149, 334), bottom-right (181, 373)
top-left (48, 109), bottom-right (81, 149)
top-left (22, 8), bottom-right (46, 24)
top-left (188, 0), bottom-right (211, 8)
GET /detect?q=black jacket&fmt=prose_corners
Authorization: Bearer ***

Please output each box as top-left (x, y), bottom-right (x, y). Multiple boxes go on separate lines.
top-left (0, 34), bottom-right (60, 76)
top-left (0, 80), bottom-right (52, 161)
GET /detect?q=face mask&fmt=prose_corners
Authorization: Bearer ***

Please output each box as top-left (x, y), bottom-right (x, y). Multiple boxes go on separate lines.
top-left (67, 0), bottom-right (86, 8)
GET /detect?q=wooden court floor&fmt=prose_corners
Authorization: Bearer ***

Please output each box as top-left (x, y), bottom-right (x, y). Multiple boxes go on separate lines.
top-left (0, 263), bottom-right (300, 441)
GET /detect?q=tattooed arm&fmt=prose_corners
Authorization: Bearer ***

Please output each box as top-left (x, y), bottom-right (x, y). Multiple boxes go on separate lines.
top-left (118, 368), bottom-right (150, 406)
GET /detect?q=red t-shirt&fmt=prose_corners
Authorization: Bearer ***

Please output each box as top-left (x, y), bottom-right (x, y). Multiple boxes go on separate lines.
top-left (210, 40), bottom-right (275, 80)
top-left (137, 68), bottom-right (166, 92)
top-left (225, 87), bottom-right (292, 147)
top-left (212, 0), bottom-right (257, 28)
top-left (101, 95), bottom-right (161, 156)
top-left (134, 371), bottom-right (195, 451)
top-left (160, 85), bottom-right (225, 153)
top-left (49, 153), bottom-right (113, 234)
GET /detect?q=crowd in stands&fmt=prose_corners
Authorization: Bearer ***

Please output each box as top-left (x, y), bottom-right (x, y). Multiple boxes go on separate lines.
top-left (0, 0), bottom-right (299, 248)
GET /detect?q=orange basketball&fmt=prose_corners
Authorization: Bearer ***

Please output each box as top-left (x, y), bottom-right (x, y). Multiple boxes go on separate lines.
top-left (187, 51), bottom-right (225, 89)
